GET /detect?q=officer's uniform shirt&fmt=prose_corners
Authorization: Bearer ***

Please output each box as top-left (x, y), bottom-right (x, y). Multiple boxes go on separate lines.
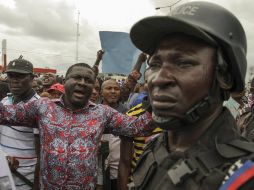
top-left (131, 108), bottom-right (254, 190)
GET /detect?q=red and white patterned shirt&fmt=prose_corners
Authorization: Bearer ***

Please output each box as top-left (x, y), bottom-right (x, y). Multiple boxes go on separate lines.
top-left (0, 97), bottom-right (153, 189)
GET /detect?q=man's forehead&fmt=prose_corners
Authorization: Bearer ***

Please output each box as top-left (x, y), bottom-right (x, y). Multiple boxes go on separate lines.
top-left (102, 79), bottom-right (119, 88)
top-left (71, 66), bottom-right (92, 73)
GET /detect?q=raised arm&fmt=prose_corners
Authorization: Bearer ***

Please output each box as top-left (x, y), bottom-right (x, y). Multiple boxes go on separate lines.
top-left (132, 53), bottom-right (147, 71)
top-left (120, 53), bottom-right (147, 102)
top-left (92, 50), bottom-right (104, 78)
top-left (0, 99), bottom-right (39, 127)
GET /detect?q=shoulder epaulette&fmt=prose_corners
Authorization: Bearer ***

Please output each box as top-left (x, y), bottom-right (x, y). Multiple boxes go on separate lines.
top-left (216, 139), bottom-right (254, 159)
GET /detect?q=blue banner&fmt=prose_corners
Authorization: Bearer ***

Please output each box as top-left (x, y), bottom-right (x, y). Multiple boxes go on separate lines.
top-left (99, 31), bottom-right (145, 78)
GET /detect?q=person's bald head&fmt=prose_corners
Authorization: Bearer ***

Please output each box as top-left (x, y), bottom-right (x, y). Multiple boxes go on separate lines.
top-left (101, 79), bottom-right (121, 107)
top-left (101, 79), bottom-right (119, 91)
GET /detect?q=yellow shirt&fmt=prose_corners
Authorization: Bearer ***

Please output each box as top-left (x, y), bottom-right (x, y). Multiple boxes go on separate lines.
top-left (126, 103), bottom-right (162, 173)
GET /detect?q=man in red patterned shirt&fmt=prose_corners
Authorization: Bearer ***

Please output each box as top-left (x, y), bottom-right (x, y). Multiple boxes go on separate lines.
top-left (0, 63), bottom-right (154, 190)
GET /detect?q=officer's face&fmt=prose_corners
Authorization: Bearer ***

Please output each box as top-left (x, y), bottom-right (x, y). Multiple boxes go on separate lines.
top-left (147, 34), bottom-right (215, 118)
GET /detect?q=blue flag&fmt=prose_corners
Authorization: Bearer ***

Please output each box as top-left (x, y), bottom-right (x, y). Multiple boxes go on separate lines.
top-left (99, 31), bottom-right (145, 77)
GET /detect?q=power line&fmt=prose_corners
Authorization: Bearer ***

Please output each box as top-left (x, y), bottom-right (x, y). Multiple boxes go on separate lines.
top-left (7, 48), bottom-right (93, 59)
top-left (155, 0), bottom-right (183, 10)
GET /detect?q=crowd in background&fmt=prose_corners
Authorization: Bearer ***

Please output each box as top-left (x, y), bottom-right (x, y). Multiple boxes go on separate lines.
top-left (1, 48), bottom-right (254, 190)
top-left (0, 1), bottom-right (254, 189)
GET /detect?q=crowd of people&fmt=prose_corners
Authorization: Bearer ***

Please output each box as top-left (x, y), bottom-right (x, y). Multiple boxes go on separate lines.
top-left (0, 1), bottom-right (254, 190)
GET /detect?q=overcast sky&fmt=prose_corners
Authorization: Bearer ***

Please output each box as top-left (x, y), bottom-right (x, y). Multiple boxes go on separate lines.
top-left (0, 0), bottom-right (253, 76)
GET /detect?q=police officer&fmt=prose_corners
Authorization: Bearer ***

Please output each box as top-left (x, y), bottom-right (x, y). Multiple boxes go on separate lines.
top-left (129, 1), bottom-right (254, 189)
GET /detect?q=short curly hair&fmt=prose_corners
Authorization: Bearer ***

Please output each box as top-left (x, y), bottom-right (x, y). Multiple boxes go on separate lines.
top-left (65, 63), bottom-right (94, 78)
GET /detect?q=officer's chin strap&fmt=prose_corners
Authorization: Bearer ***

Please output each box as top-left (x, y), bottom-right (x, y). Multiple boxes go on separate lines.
top-left (152, 50), bottom-right (228, 131)
top-left (152, 96), bottom-right (212, 131)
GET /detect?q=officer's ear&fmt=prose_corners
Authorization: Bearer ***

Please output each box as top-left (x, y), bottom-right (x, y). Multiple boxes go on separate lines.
top-left (216, 51), bottom-right (233, 91)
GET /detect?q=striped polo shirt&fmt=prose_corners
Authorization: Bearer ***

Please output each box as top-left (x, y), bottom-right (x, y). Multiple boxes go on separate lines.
top-left (0, 92), bottom-right (40, 190)
top-left (126, 103), bottom-right (162, 172)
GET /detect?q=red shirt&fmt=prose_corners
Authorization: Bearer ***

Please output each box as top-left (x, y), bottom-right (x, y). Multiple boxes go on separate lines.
top-left (0, 97), bottom-right (153, 189)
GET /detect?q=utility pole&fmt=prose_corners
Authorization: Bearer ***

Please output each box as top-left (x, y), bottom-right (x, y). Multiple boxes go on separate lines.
top-left (2, 39), bottom-right (7, 72)
top-left (75, 11), bottom-right (80, 63)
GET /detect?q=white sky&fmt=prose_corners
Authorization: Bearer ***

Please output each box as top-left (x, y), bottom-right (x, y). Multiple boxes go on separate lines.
top-left (0, 0), bottom-right (253, 78)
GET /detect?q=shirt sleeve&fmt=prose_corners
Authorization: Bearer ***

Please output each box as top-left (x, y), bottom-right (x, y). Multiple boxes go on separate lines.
top-left (0, 99), bottom-right (39, 127)
top-left (103, 105), bottom-right (155, 137)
